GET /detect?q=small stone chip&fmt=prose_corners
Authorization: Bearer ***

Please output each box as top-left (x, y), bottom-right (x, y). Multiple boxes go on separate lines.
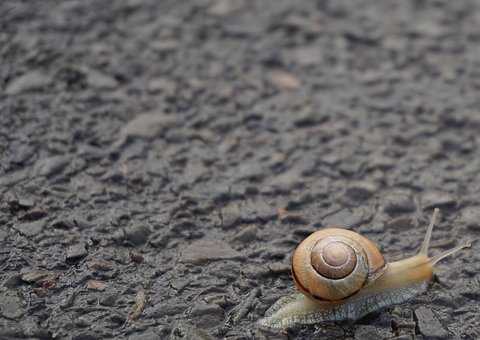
top-left (66, 243), bottom-right (88, 261)
top-left (87, 259), bottom-right (114, 271)
top-left (87, 280), bottom-right (106, 291)
top-left (120, 112), bottom-right (178, 140)
top-left (6, 71), bottom-right (50, 95)
top-left (3, 274), bottom-right (22, 288)
top-left (383, 190), bottom-right (416, 215)
top-left (14, 220), bottom-right (46, 237)
top-left (180, 240), bottom-right (244, 264)
top-left (322, 207), bottom-right (373, 228)
top-left (269, 70), bottom-right (301, 90)
top-left (414, 306), bottom-right (449, 339)
top-left (124, 225), bottom-right (151, 246)
top-left (85, 68), bottom-right (118, 89)
top-left (344, 181), bottom-right (378, 201)
top-left (422, 191), bottom-right (457, 210)
top-left (0, 291), bottom-right (24, 319)
top-left (34, 155), bottom-right (70, 177)
top-left (231, 225), bottom-right (257, 243)
top-left (21, 270), bottom-right (51, 283)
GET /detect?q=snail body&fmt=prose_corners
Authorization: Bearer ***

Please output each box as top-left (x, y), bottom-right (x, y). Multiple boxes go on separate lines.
top-left (259, 209), bottom-right (470, 329)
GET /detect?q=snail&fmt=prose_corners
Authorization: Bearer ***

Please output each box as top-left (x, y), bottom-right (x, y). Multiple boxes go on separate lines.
top-left (258, 208), bottom-right (471, 329)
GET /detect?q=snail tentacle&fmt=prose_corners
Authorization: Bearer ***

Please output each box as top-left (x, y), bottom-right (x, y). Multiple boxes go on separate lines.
top-left (430, 243), bottom-right (471, 265)
top-left (419, 207), bottom-right (439, 256)
top-left (419, 208), bottom-right (471, 265)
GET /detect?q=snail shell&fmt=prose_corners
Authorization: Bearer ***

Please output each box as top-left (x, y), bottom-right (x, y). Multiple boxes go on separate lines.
top-left (292, 228), bottom-right (385, 301)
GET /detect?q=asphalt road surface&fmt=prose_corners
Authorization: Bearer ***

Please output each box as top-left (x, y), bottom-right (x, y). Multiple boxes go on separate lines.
top-left (1, 1), bottom-right (479, 339)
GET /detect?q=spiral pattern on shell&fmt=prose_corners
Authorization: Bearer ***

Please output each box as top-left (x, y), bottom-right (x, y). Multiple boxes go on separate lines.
top-left (292, 228), bottom-right (386, 301)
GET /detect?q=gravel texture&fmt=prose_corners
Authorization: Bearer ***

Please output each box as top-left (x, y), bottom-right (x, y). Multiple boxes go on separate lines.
top-left (1, 0), bottom-right (480, 339)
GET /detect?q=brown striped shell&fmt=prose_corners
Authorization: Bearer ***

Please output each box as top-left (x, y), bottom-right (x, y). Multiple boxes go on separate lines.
top-left (292, 228), bottom-right (386, 301)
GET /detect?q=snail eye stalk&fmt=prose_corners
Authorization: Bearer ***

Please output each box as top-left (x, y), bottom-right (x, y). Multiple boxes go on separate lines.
top-left (420, 208), bottom-right (471, 265)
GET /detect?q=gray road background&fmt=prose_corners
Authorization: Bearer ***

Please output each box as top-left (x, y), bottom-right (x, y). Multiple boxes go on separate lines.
top-left (1, 0), bottom-right (479, 339)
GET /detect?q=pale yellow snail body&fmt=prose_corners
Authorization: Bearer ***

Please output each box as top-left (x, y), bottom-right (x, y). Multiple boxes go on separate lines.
top-left (258, 209), bottom-right (471, 329)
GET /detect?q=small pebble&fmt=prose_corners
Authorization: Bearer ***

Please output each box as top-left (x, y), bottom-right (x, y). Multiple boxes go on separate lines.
top-left (21, 208), bottom-right (47, 221)
top-left (293, 110), bottom-right (326, 128)
top-left (52, 215), bottom-right (90, 230)
top-left (100, 294), bottom-right (118, 307)
top-left (124, 225), bottom-right (151, 246)
top-left (267, 262), bottom-right (290, 275)
top-left (383, 190), bottom-right (416, 215)
top-left (269, 169), bottom-right (302, 191)
top-left (17, 198), bottom-right (35, 209)
top-left (244, 199), bottom-right (276, 222)
top-left (344, 181), bottom-right (378, 201)
top-left (269, 70), bottom-right (301, 90)
top-left (66, 243), bottom-right (88, 261)
top-left (150, 40), bottom-right (179, 53)
top-left (385, 216), bottom-right (417, 231)
top-left (368, 154), bottom-right (395, 170)
top-left (422, 191), bottom-right (457, 210)
top-left (87, 259), bottom-right (114, 271)
top-left (85, 68), bottom-right (118, 89)
top-left (147, 78), bottom-right (177, 94)
top-left (6, 71), bottom-right (50, 95)
top-left (129, 251), bottom-right (144, 264)
top-left (21, 270), bottom-right (51, 283)
top-left (221, 203), bottom-right (242, 228)
top-left (208, 0), bottom-right (244, 16)
top-left (86, 280), bottom-right (106, 291)
top-left (180, 239), bottom-right (244, 264)
top-left (74, 316), bottom-right (90, 328)
top-left (14, 220), bottom-right (46, 237)
top-left (231, 225), bottom-right (257, 243)
top-left (291, 46), bottom-right (322, 66)
top-left (241, 264), bottom-right (270, 279)
top-left (20, 316), bottom-right (48, 338)
top-left (0, 291), bottom-right (24, 319)
top-left (34, 155), bottom-right (70, 177)
top-left (414, 306), bottom-right (449, 339)
top-left (120, 112), bottom-right (178, 140)
top-left (147, 303), bottom-right (187, 318)
top-left (3, 274), bottom-right (22, 288)
top-left (322, 207), bottom-right (373, 228)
